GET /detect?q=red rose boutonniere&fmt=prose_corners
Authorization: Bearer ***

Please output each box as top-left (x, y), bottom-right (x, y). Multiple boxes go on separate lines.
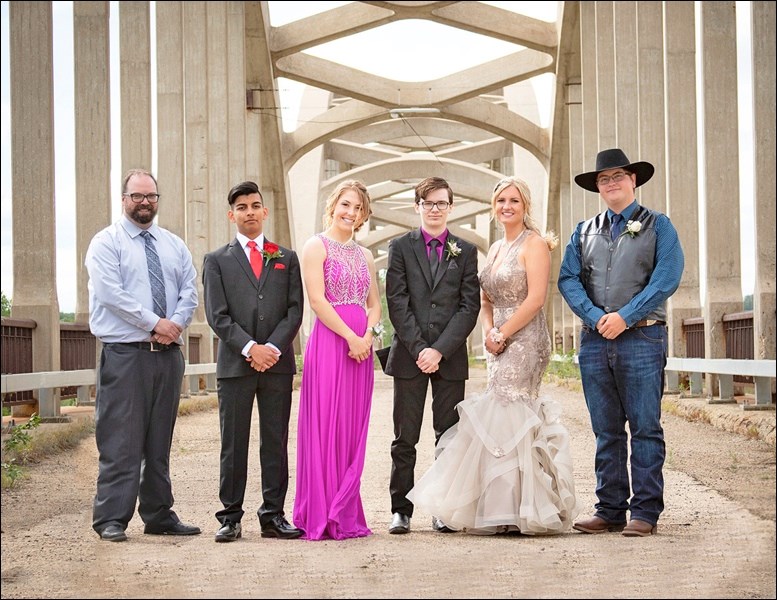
top-left (262, 242), bottom-right (284, 265)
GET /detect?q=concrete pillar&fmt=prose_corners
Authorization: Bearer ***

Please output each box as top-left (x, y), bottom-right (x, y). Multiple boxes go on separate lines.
top-left (664, 2), bottom-right (701, 366)
top-left (595, 1), bottom-right (617, 150)
top-left (700, 2), bottom-right (742, 398)
top-left (566, 79), bottom-right (584, 353)
top-left (73, 2), bottom-right (112, 326)
top-left (613, 1), bottom-right (638, 155)
top-left (245, 2), bottom-right (292, 249)
top-left (226, 2), bottom-right (248, 200)
top-left (156, 2), bottom-right (186, 239)
top-left (119, 2), bottom-right (152, 173)
top-left (182, 2), bottom-right (213, 369)
top-left (558, 179), bottom-right (574, 353)
top-left (9, 1), bottom-right (61, 418)
top-left (156, 1), bottom-right (192, 394)
top-left (636, 1), bottom-right (666, 214)
top-left (580, 1), bottom-right (601, 218)
top-left (751, 2), bottom-right (776, 366)
top-left (207, 3), bottom-right (231, 252)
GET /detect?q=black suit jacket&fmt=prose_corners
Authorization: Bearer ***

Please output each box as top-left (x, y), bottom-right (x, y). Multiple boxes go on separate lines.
top-left (384, 230), bottom-right (480, 380)
top-left (202, 238), bottom-right (303, 378)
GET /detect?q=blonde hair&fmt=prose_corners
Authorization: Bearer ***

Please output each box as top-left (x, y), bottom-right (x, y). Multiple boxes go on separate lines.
top-left (323, 180), bottom-right (372, 232)
top-left (491, 176), bottom-right (558, 251)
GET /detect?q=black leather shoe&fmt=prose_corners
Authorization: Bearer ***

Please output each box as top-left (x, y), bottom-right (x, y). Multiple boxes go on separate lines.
top-left (389, 512), bottom-right (410, 534)
top-left (215, 521), bottom-right (242, 543)
top-left (431, 516), bottom-right (457, 533)
top-left (144, 521), bottom-right (202, 536)
top-left (260, 515), bottom-right (303, 539)
top-left (99, 524), bottom-right (127, 542)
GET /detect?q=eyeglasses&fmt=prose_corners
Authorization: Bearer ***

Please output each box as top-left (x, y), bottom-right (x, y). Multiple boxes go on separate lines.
top-left (596, 171), bottom-right (630, 187)
top-left (419, 201), bottom-right (451, 211)
top-left (124, 192), bottom-right (161, 203)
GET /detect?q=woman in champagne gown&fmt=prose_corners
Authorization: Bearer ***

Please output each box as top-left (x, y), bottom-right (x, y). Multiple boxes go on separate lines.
top-left (294, 181), bottom-right (382, 540)
top-left (408, 176), bottom-right (579, 535)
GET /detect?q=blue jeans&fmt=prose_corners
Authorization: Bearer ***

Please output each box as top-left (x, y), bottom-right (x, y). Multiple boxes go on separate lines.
top-left (578, 324), bottom-right (667, 526)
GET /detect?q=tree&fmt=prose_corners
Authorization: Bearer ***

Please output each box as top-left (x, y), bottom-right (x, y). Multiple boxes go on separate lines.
top-left (1, 291), bottom-right (10, 316)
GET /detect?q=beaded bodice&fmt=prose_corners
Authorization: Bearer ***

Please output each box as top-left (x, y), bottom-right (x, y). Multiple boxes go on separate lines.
top-left (319, 234), bottom-right (371, 306)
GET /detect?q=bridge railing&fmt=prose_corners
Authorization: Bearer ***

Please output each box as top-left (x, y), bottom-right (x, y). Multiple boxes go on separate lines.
top-left (3, 312), bottom-right (774, 417)
top-left (1, 363), bottom-right (218, 421)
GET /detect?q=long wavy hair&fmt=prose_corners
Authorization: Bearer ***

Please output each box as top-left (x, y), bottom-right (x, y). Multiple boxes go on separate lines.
top-left (323, 180), bottom-right (372, 233)
top-left (491, 176), bottom-right (558, 250)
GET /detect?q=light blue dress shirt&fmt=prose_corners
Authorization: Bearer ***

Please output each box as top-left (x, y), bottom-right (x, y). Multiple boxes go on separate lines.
top-left (85, 215), bottom-right (198, 344)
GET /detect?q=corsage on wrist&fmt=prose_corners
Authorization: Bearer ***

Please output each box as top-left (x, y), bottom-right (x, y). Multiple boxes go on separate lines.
top-left (369, 323), bottom-right (385, 337)
top-left (489, 327), bottom-right (505, 345)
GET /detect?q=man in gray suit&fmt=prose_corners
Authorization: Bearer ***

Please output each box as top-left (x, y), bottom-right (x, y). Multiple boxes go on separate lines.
top-left (384, 177), bottom-right (481, 534)
top-left (202, 181), bottom-right (304, 543)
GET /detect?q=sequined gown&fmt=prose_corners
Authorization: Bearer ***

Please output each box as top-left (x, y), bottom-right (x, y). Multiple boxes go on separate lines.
top-left (408, 230), bottom-right (579, 534)
top-left (293, 234), bottom-right (374, 540)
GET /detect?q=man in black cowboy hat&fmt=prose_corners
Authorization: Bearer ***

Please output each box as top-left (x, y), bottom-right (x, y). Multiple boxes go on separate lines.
top-left (558, 148), bottom-right (684, 537)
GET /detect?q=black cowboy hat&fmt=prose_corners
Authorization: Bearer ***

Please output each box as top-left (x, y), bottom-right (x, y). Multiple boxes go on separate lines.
top-left (574, 148), bottom-right (655, 193)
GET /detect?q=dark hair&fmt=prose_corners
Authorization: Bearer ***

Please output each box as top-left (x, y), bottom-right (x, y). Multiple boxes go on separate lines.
top-left (122, 168), bottom-right (157, 193)
top-left (414, 177), bottom-right (453, 205)
top-left (227, 181), bottom-right (262, 206)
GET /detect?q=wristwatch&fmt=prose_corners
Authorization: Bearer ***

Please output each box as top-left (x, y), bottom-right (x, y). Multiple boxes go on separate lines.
top-left (369, 323), bottom-right (385, 336)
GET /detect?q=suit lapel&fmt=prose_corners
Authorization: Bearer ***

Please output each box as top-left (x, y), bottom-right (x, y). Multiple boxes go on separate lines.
top-left (229, 239), bottom-right (260, 289)
top-left (410, 230), bottom-right (434, 289)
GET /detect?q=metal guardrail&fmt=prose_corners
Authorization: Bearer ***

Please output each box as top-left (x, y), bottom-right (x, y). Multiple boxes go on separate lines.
top-left (1, 363), bottom-right (217, 420)
top-left (664, 358), bottom-right (776, 409)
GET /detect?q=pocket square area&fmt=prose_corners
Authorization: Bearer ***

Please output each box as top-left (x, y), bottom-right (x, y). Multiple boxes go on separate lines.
top-left (274, 263), bottom-right (286, 270)
top-left (447, 261), bottom-right (458, 270)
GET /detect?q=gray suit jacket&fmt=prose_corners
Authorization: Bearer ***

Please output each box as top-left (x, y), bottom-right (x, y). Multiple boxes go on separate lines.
top-left (384, 229), bottom-right (480, 380)
top-left (202, 238), bottom-right (303, 378)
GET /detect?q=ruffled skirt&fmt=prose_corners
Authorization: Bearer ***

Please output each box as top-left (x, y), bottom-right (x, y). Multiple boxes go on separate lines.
top-left (407, 391), bottom-right (579, 535)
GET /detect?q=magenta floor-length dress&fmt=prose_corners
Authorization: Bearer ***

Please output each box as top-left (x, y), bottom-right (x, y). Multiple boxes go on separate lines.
top-left (293, 234), bottom-right (374, 540)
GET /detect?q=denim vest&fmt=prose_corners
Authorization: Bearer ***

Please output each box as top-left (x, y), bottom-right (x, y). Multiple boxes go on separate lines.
top-left (579, 205), bottom-right (666, 321)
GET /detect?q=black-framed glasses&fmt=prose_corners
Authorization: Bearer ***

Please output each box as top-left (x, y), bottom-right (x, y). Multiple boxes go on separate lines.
top-left (596, 171), bottom-right (629, 187)
top-left (124, 192), bottom-right (161, 203)
top-left (419, 201), bottom-right (451, 211)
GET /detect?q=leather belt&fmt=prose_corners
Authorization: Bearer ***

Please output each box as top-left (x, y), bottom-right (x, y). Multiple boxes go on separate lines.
top-left (109, 341), bottom-right (179, 352)
top-left (633, 319), bottom-right (665, 328)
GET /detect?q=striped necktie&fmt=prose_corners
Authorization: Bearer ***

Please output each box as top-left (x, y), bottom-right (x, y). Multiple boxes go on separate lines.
top-left (140, 230), bottom-right (167, 318)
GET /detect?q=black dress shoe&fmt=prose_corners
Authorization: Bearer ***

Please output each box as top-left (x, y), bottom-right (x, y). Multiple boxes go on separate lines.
top-left (99, 524), bottom-right (127, 542)
top-left (215, 521), bottom-right (242, 543)
top-left (389, 512), bottom-right (410, 534)
top-left (260, 515), bottom-right (303, 539)
top-left (144, 521), bottom-right (202, 536)
top-left (431, 516), bottom-right (457, 533)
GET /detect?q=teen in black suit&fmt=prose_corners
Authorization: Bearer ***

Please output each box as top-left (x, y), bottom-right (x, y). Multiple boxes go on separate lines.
top-left (202, 181), bottom-right (304, 542)
top-left (384, 177), bottom-right (481, 534)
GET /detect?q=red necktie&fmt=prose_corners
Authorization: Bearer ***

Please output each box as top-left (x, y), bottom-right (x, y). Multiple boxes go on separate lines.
top-left (247, 240), bottom-right (263, 279)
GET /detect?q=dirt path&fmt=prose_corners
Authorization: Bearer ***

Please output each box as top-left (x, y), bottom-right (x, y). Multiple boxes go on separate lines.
top-left (1, 371), bottom-right (775, 599)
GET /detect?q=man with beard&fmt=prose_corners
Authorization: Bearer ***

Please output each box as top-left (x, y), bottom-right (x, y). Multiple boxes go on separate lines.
top-left (85, 168), bottom-right (200, 542)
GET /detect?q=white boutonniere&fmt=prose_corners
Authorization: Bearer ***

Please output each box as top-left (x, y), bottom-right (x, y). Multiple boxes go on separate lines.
top-left (626, 220), bottom-right (642, 237)
top-left (445, 240), bottom-right (462, 260)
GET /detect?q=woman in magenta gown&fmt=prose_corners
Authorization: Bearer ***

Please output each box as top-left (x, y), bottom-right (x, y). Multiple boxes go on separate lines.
top-left (293, 180), bottom-right (382, 540)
